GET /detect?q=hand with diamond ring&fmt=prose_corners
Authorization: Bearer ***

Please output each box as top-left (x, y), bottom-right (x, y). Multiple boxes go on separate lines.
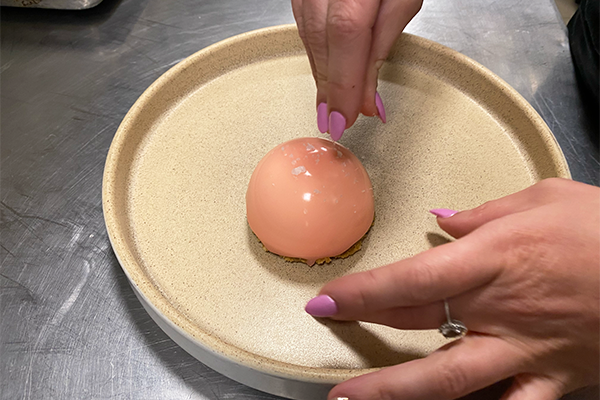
top-left (291, 0), bottom-right (423, 140)
top-left (305, 178), bottom-right (600, 400)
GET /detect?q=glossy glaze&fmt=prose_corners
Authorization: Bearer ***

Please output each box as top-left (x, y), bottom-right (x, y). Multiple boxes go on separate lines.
top-left (246, 138), bottom-right (375, 265)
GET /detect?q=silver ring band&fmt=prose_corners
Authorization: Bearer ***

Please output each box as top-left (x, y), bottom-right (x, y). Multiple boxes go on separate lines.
top-left (439, 299), bottom-right (468, 338)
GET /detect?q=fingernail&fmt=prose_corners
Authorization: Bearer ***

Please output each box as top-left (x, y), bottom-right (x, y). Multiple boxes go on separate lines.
top-left (375, 92), bottom-right (386, 123)
top-left (329, 111), bottom-right (346, 141)
top-left (430, 208), bottom-right (458, 218)
top-left (305, 295), bottom-right (338, 317)
top-left (317, 103), bottom-right (328, 133)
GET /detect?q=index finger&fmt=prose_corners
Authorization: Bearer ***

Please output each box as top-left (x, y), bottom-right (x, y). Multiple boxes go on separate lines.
top-left (326, 0), bottom-right (379, 140)
top-left (313, 232), bottom-right (502, 321)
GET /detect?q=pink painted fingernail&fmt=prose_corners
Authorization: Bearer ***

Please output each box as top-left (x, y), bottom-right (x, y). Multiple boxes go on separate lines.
top-left (317, 102), bottom-right (328, 133)
top-left (375, 92), bottom-right (386, 123)
top-left (305, 295), bottom-right (338, 317)
top-left (430, 208), bottom-right (458, 218)
top-left (329, 111), bottom-right (346, 141)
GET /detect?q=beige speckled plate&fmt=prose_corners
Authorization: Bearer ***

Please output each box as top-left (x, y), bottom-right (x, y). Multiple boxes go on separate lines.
top-left (103, 24), bottom-right (570, 399)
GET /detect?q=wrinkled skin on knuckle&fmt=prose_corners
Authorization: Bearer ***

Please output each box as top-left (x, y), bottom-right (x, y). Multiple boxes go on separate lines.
top-left (471, 199), bottom-right (496, 220)
top-left (487, 222), bottom-right (579, 332)
top-left (355, 268), bottom-right (382, 311)
top-left (302, 23), bottom-right (329, 84)
top-left (303, 14), bottom-right (327, 46)
top-left (475, 211), bottom-right (599, 383)
top-left (373, 380), bottom-right (399, 400)
top-left (495, 225), bottom-right (547, 287)
top-left (327, 0), bottom-right (370, 40)
top-left (435, 357), bottom-right (472, 399)
top-left (296, 22), bottom-right (307, 43)
top-left (403, 259), bottom-right (440, 305)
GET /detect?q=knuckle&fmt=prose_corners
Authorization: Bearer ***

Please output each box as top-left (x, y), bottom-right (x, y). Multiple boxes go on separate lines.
top-left (303, 16), bottom-right (327, 45)
top-left (436, 359), bottom-right (470, 398)
top-left (505, 227), bottom-right (544, 259)
top-left (532, 177), bottom-right (568, 198)
top-left (537, 177), bottom-right (563, 189)
top-left (494, 220), bottom-right (548, 270)
top-left (356, 269), bottom-right (379, 311)
top-left (327, 2), bottom-right (367, 38)
top-left (403, 259), bottom-right (439, 304)
top-left (472, 200), bottom-right (494, 218)
top-left (374, 383), bottom-right (397, 400)
top-left (315, 70), bottom-right (328, 85)
top-left (466, 198), bottom-right (501, 223)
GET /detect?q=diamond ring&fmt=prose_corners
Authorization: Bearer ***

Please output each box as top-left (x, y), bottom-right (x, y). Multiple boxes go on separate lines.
top-left (439, 299), bottom-right (468, 338)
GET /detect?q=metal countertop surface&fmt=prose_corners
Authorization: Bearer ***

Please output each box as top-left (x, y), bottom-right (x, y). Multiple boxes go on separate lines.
top-left (1, 0), bottom-right (598, 399)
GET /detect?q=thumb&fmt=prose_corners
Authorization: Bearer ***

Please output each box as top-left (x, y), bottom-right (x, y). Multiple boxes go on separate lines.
top-left (431, 179), bottom-right (568, 239)
top-left (500, 374), bottom-right (564, 400)
top-left (328, 334), bottom-right (525, 400)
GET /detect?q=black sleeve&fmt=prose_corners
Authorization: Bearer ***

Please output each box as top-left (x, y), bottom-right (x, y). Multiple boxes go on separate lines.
top-left (568, 0), bottom-right (599, 124)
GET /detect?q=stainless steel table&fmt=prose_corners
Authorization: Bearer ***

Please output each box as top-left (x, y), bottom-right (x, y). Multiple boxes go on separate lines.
top-left (1, 0), bottom-right (598, 399)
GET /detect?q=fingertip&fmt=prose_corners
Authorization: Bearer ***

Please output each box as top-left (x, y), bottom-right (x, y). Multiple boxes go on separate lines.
top-left (329, 392), bottom-right (350, 400)
top-left (375, 91), bottom-right (386, 123)
top-left (361, 65), bottom-right (380, 118)
top-left (359, 103), bottom-right (378, 117)
top-left (305, 294), bottom-right (339, 317)
top-left (327, 374), bottom-right (367, 400)
top-left (317, 102), bottom-right (328, 133)
top-left (430, 208), bottom-right (459, 218)
top-left (329, 111), bottom-right (346, 141)
top-left (430, 208), bottom-right (467, 238)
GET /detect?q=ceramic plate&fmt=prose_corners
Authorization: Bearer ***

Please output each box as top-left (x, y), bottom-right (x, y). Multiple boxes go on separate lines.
top-left (102, 24), bottom-right (570, 399)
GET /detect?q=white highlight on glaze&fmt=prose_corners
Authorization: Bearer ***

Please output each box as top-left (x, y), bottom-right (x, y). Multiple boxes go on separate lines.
top-left (291, 166), bottom-right (306, 175)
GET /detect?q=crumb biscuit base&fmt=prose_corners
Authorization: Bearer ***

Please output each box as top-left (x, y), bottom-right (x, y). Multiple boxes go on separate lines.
top-left (255, 221), bottom-right (373, 266)
top-left (262, 238), bottom-right (364, 266)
